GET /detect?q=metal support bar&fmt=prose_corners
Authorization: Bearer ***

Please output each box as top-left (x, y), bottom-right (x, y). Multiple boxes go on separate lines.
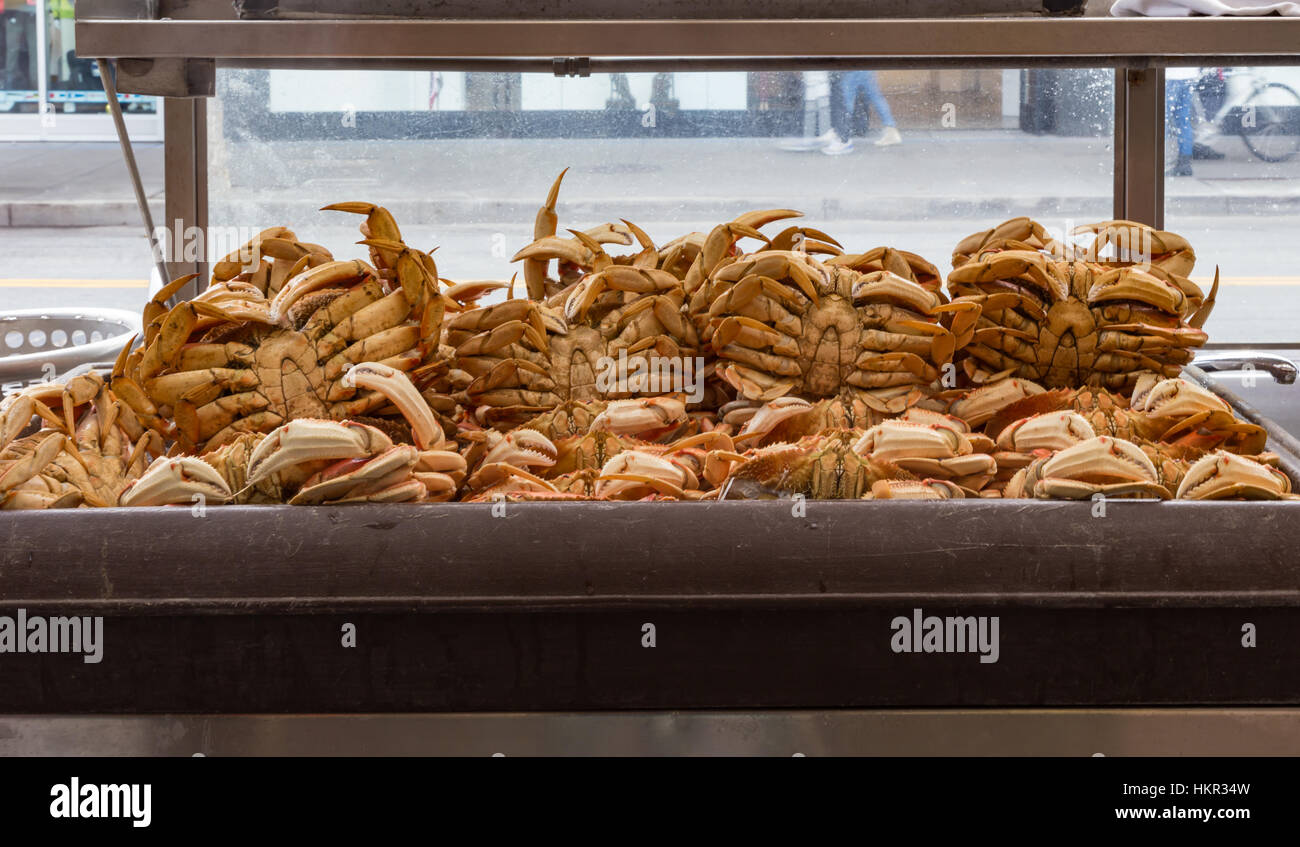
top-left (97, 59), bottom-right (172, 289)
top-left (115, 57), bottom-right (216, 97)
top-left (7, 710), bottom-right (1300, 756)
top-left (162, 97), bottom-right (209, 295)
top-left (72, 17), bottom-right (1300, 61)
top-left (1114, 66), bottom-right (1164, 228)
top-left (209, 55), bottom-right (1300, 73)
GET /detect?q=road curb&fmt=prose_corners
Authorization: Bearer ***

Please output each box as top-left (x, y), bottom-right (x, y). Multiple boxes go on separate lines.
top-left (0, 201), bottom-right (166, 228)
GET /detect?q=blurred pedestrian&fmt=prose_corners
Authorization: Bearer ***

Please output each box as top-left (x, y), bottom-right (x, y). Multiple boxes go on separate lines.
top-left (824, 70), bottom-right (902, 155)
top-left (778, 71), bottom-right (836, 152)
top-left (3, 0), bottom-right (38, 91)
top-left (1166, 67), bottom-right (1197, 176)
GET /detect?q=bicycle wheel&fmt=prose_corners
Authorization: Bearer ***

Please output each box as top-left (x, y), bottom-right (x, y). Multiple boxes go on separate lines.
top-left (1240, 82), bottom-right (1300, 163)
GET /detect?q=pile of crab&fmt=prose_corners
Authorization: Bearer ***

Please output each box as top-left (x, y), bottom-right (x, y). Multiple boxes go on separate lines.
top-left (1, 178), bottom-right (1293, 508)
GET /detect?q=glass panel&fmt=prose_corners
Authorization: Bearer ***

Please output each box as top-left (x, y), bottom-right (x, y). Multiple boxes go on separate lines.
top-left (44, 0), bottom-right (157, 116)
top-left (1164, 65), bottom-right (1300, 345)
top-left (208, 67), bottom-right (1114, 290)
top-left (0, 0), bottom-right (39, 119)
top-left (0, 1), bottom-right (164, 332)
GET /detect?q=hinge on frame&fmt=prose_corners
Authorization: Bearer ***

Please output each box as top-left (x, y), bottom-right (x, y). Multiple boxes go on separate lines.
top-left (552, 57), bottom-right (592, 78)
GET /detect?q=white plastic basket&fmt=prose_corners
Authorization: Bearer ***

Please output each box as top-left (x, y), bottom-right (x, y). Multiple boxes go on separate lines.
top-left (0, 308), bottom-right (141, 387)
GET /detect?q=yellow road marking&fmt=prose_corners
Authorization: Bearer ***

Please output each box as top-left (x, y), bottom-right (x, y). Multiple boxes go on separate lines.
top-left (1192, 277), bottom-right (1300, 287)
top-left (0, 278), bottom-right (149, 288)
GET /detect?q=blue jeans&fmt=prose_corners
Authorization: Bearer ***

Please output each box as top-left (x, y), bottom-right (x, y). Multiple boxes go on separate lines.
top-left (1166, 78), bottom-right (1194, 158)
top-left (840, 71), bottom-right (896, 133)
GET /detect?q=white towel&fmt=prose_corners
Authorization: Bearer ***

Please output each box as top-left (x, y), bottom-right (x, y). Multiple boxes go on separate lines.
top-left (1112, 0), bottom-right (1300, 16)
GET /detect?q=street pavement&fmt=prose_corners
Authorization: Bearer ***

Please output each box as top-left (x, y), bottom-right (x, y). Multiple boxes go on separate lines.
top-left (3, 129), bottom-right (1300, 227)
top-left (1, 215), bottom-right (1297, 346)
top-left (2, 131), bottom-right (1300, 347)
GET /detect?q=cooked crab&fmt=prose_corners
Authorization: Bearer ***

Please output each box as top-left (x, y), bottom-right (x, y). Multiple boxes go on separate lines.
top-left (119, 362), bottom-right (465, 506)
top-left (980, 375), bottom-right (1266, 456)
top-left (456, 217), bottom-right (700, 426)
top-left (1, 372), bottom-right (162, 509)
top-left (693, 249), bottom-right (976, 413)
top-left (120, 209), bottom-right (448, 452)
top-left (720, 429), bottom-right (911, 500)
top-left (948, 248), bottom-right (1212, 390)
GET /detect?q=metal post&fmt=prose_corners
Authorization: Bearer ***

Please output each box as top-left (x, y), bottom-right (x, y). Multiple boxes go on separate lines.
top-left (162, 97), bottom-right (209, 296)
top-left (1113, 65), bottom-right (1164, 228)
top-left (96, 59), bottom-right (171, 288)
top-left (35, 0), bottom-right (48, 137)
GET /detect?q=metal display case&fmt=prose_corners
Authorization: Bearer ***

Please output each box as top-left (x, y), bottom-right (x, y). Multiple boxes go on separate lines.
top-left (3, 1), bottom-right (1299, 754)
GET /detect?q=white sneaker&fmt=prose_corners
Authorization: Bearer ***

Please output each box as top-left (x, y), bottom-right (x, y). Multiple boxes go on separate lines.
top-left (822, 133), bottom-right (854, 155)
top-left (874, 126), bottom-right (902, 147)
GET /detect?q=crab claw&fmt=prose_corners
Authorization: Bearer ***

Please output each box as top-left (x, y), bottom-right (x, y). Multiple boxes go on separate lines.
top-left (1131, 376), bottom-right (1229, 418)
top-left (869, 479), bottom-right (966, 500)
top-left (518, 168), bottom-right (569, 299)
top-left (735, 396), bottom-right (814, 446)
top-left (322, 202), bottom-right (404, 269)
top-left (1027, 435), bottom-right (1170, 500)
top-left (1176, 452), bottom-right (1293, 500)
top-left (511, 236), bottom-right (595, 268)
top-left (596, 450), bottom-right (690, 500)
top-left (480, 428), bottom-right (559, 470)
top-left (345, 361), bottom-right (445, 450)
top-left (289, 445), bottom-right (422, 505)
top-left (246, 419), bottom-right (393, 486)
top-left (0, 395), bottom-right (45, 451)
top-left (118, 455), bottom-right (234, 507)
top-left (268, 259), bottom-right (375, 324)
top-left (996, 411), bottom-right (1095, 452)
top-left (589, 396), bottom-right (688, 439)
top-left (949, 379), bottom-right (1048, 429)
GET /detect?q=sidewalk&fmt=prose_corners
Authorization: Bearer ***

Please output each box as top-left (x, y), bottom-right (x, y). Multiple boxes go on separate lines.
top-left (0, 141), bottom-right (163, 227)
top-left (4, 130), bottom-right (1300, 227)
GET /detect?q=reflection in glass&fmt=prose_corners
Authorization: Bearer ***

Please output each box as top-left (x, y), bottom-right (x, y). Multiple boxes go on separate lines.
top-left (210, 67), bottom-right (1114, 294)
top-left (1165, 66), bottom-right (1300, 344)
